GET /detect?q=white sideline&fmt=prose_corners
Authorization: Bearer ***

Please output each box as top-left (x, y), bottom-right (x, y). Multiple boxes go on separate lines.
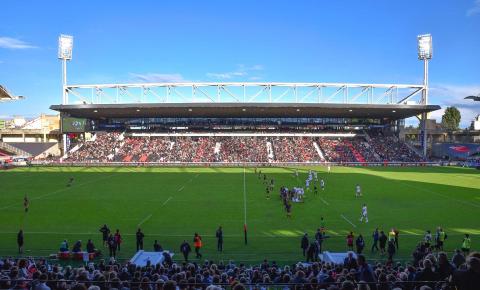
top-left (340, 214), bottom-right (357, 228)
top-left (137, 196), bottom-right (173, 226)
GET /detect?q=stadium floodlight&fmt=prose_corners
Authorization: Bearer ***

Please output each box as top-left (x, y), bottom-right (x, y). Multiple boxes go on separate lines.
top-left (417, 34), bottom-right (432, 60)
top-left (58, 34), bottom-right (74, 156)
top-left (417, 34), bottom-right (432, 158)
top-left (58, 34), bottom-right (73, 60)
top-left (58, 34), bottom-right (74, 106)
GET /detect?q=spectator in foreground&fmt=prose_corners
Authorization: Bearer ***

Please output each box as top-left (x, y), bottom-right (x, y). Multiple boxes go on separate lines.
top-left (452, 249), bottom-right (466, 268)
top-left (452, 253), bottom-right (480, 290)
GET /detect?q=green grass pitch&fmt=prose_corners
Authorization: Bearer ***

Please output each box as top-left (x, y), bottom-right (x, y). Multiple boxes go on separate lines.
top-left (0, 166), bottom-right (479, 264)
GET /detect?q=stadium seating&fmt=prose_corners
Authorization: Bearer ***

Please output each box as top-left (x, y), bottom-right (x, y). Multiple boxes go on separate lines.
top-left (0, 248), bottom-right (472, 290)
top-left (65, 132), bottom-right (424, 163)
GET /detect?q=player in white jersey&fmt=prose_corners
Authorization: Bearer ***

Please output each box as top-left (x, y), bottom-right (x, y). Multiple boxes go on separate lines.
top-left (355, 184), bottom-right (362, 197)
top-left (327, 165), bottom-right (331, 173)
top-left (295, 169), bottom-right (299, 178)
top-left (360, 203), bottom-right (368, 223)
top-left (305, 179), bottom-right (310, 191)
top-left (320, 179), bottom-right (325, 190)
top-left (313, 171), bottom-right (318, 181)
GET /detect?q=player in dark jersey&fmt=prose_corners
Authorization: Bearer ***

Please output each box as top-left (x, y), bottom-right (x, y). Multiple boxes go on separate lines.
top-left (314, 184), bottom-right (318, 195)
top-left (23, 195), bottom-right (29, 213)
top-left (266, 186), bottom-right (270, 200)
top-left (67, 177), bottom-right (74, 187)
top-left (286, 203), bottom-right (292, 218)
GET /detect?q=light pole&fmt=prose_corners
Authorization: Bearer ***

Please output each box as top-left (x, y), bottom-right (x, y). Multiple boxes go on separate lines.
top-left (417, 34), bottom-right (432, 158)
top-left (58, 34), bottom-right (73, 156)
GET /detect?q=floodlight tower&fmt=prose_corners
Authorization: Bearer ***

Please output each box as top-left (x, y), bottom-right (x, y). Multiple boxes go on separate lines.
top-left (417, 34), bottom-right (432, 158)
top-left (58, 34), bottom-right (73, 155)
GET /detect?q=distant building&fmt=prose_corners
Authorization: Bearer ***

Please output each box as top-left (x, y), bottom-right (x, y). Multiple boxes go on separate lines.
top-left (472, 115), bottom-right (480, 131)
top-left (0, 114), bottom-right (61, 159)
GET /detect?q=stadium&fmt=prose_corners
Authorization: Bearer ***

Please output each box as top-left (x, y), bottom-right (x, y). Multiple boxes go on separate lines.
top-left (1, 5), bottom-right (480, 290)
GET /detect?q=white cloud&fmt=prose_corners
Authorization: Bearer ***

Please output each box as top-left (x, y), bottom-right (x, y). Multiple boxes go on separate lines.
top-left (130, 73), bottom-right (188, 83)
top-left (206, 71), bottom-right (246, 79)
top-left (467, 0), bottom-right (480, 16)
top-left (0, 37), bottom-right (37, 49)
top-left (430, 84), bottom-right (480, 128)
top-left (206, 64), bottom-right (264, 80)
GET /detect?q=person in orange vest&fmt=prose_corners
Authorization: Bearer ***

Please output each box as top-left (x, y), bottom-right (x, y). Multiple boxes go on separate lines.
top-left (193, 233), bottom-right (203, 258)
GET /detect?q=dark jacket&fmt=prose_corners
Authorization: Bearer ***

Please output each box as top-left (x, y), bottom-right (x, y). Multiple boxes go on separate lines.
top-left (180, 242), bottom-right (191, 254)
top-left (301, 235), bottom-right (309, 249)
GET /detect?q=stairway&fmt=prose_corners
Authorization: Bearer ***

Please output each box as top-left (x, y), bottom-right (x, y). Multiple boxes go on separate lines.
top-left (0, 141), bottom-right (31, 157)
top-left (344, 140), bottom-right (366, 164)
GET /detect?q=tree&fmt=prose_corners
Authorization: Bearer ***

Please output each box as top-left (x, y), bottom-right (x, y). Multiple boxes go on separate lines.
top-left (441, 106), bottom-right (461, 131)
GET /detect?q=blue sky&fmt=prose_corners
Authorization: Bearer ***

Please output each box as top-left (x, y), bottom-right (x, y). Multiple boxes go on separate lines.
top-left (1, 0), bottom-right (479, 127)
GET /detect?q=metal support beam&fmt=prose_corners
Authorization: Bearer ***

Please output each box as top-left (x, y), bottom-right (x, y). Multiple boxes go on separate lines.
top-left (63, 82), bottom-right (427, 106)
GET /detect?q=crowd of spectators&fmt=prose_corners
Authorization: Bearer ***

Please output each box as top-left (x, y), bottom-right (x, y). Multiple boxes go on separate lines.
top-left (65, 133), bottom-right (424, 164)
top-left (368, 137), bottom-right (424, 163)
top-left (317, 139), bottom-right (356, 163)
top-left (218, 137), bottom-right (268, 163)
top-left (272, 137), bottom-right (322, 163)
top-left (1, 250), bottom-right (478, 290)
top-left (66, 133), bottom-right (121, 163)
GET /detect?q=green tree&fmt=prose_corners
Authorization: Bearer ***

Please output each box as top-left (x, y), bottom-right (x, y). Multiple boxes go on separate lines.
top-left (441, 106), bottom-right (461, 131)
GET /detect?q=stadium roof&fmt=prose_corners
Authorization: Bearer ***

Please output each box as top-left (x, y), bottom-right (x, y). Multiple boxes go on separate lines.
top-left (50, 103), bottom-right (440, 119)
top-left (0, 85), bottom-right (23, 102)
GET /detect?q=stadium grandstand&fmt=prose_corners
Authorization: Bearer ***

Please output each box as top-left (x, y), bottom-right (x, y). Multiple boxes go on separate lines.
top-left (50, 87), bottom-right (439, 165)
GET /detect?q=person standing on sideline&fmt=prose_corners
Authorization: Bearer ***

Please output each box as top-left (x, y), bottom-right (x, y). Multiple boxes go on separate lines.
top-left (114, 229), bottom-right (122, 252)
top-left (180, 240), bottom-right (191, 262)
top-left (346, 232), bottom-right (354, 251)
top-left (153, 240), bottom-right (163, 252)
top-left (301, 233), bottom-right (309, 257)
top-left (107, 234), bottom-right (117, 257)
top-left (435, 227), bottom-right (447, 251)
top-left (136, 228), bottom-right (145, 251)
top-left (394, 229), bottom-right (400, 250)
top-left (17, 229), bottom-right (24, 254)
top-left (216, 226), bottom-right (223, 252)
top-left (99, 224), bottom-right (110, 247)
top-left (356, 234), bottom-right (365, 254)
top-left (379, 231), bottom-right (387, 255)
top-left (315, 228), bottom-right (324, 253)
top-left (387, 240), bottom-right (396, 262)
top-left (371, 228), bottom-right (379, 252)
top-left (193, 233), bottom-right (202, 258)
top-left (461, 234), bottom-right (471, 255)
top-left (306, 242), bottom-right (316, 262)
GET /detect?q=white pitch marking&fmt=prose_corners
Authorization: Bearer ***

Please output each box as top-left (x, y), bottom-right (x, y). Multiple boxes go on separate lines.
top-left (162, 196), bottom-right (173, 206)
top-left (340, 214), bottom-right (357, 228)
top-left (319, 197), bottom-right (330, 206)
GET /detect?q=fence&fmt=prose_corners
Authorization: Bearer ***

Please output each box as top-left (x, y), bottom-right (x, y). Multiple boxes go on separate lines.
top-left (30, 161), bottom-right (441, 167)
